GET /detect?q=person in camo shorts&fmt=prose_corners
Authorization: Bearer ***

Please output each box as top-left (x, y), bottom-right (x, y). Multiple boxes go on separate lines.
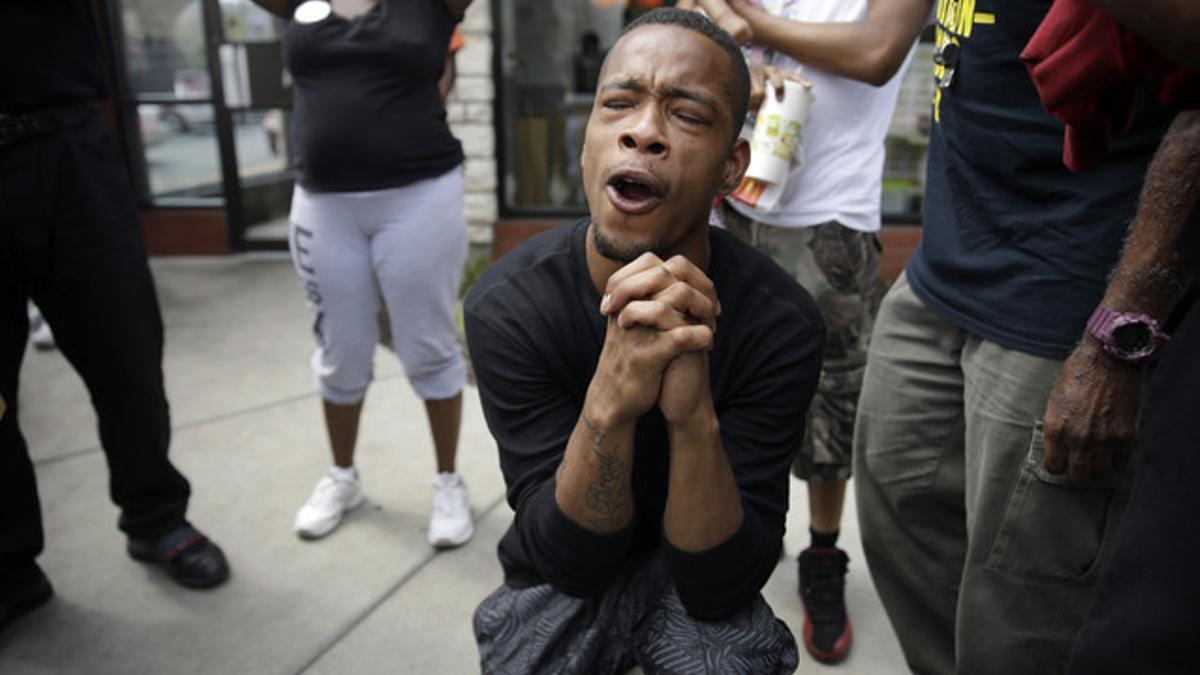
top-left (700, 0), bottom-right (931, 662)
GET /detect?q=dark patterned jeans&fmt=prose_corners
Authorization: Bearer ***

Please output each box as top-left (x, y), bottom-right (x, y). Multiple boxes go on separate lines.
top-left (474, 556), bottom-right (798, 674)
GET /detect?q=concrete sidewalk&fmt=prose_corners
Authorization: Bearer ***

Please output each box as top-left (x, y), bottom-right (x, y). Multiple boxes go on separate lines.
top-left (1, 255), bottom-right (907, 674)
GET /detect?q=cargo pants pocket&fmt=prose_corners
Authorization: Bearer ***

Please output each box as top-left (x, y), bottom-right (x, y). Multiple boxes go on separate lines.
top-left (983, 422), bottom-right (1132, 583)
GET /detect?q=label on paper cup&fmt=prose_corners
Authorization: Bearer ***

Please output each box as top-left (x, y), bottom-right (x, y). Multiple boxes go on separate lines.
top-left (731, 79), bottom-right (813, 212)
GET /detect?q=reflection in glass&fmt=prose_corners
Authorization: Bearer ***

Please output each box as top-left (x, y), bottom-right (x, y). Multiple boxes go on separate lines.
top-left (220, 0), bottom-right (282, 42)
top-left (121, 0), bottom-right (210, 99)
top-left (234, 108), bottom-right (294, 241)
top-left (138, 103), bottom-right (224, 202)
top-left (499, 0), bottom-right (625, 212)
top-left (232, 109), bottom-right (288, 180)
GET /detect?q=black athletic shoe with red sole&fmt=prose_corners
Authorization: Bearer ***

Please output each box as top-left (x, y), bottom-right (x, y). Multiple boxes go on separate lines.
top-left (798, 547), bottom-right (853, 664)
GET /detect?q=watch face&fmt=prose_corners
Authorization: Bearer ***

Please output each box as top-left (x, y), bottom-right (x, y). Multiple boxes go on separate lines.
top-left (1113, 322), bottom-right (1152, 355)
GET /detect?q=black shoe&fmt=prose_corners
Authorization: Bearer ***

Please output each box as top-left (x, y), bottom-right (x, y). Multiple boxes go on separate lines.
top-left (0, 564), bottom-right (53, 634)
top-left (128, 524), bottom-right (230, 589)
top-left (798, 547), bottom-right (853, 663)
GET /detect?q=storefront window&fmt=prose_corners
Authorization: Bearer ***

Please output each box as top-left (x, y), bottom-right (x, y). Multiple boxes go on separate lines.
top-left (496, 0), bottom-right (934, 222)
top-left (119, 0), bottom-right (223, 204)
top-left (498, 0), bottom-right (637, 213)
top-left (115, 0), bottom-right (291, 236)
top-left (138, 102), bottom-right (223, 199)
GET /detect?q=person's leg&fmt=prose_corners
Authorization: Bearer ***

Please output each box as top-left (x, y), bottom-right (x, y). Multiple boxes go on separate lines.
top-left (806, 481), bottom-right (846, 533)
top-left (370, 168), bottom-right (468, 460)
top-left (289, 186), bottom-right (380, 539)
top-left (0, 266), bottom-right (52, 626)
top-left (29, 112), bottom-right (191, 540)
top-left (853, 272), bottom-right (968, 675)
top-left (632, 556), bottom-right (799, 675)
top-left (1067, 298), bottom-right (1200, 675)
top-left (18, 110), bottom-right (227, 588)
top-left (474, 567), bottom-right (640, 674)
top-left (425, 394), bottom-right (461, 474)
top-left (0, 128), bottom-right (46, 594)
top-left (955, 336), bottom-right (1132, 675)
top-left (726, 210), bottom-right (880, 663)
top-left (368, 169), bottom-right (471, 547)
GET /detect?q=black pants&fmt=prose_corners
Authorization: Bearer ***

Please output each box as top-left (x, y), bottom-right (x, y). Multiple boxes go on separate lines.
top-left (1066, 293), bottom-right (1200, 675)
top-left (0, 105), bottom-right (189, 585)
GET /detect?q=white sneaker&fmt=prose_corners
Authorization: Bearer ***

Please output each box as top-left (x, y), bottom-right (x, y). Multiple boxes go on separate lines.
top-left (428, 472), bottom-right (474, 548)
top-left (294, 470), bottom-right (364, 540)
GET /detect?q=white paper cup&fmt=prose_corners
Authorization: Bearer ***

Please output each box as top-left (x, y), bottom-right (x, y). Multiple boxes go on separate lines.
top-left (745, 79), bottom-right (814, 184)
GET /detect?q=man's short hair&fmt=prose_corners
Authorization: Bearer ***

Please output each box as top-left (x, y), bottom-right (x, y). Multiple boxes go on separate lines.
top-left (617, 8), bottom-right (751, 142)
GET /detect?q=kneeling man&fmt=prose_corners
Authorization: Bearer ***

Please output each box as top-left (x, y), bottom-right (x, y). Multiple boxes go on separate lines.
top-left (465, 8), bottom-right (824, 674)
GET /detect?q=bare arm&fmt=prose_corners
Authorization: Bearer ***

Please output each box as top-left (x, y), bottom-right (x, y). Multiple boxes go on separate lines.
top-left (554, 395), bottom-right (638, 534)
top-left (696, 0), bottom-right (753, 43)
top-left (598, 257), bottom-right (742, 552)
top-left (1043, 110), bottom-right (1200, 482)
top-left (1097, 111), bottom-right (1200, 319)
top-left (730, 0), bottom-right (932, 86)
top-left (1093, 0), bottom-right (1200, 70)
top-left (437, 52), bottom-right (456, 101)
top-left (556, 254), bottom-right (717, 534)
top-left (247, 0), bottom-right (290, 18)
top-left (660, 357), bottom-right (744, 552)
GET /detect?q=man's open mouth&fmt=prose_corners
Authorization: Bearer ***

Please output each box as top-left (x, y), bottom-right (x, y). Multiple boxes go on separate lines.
top-left (605, 169), bottom-right (666, 215)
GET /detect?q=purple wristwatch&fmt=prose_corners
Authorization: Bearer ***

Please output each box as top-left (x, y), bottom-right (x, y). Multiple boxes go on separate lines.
top-left (1086, 305), bottom-right (1170, 364)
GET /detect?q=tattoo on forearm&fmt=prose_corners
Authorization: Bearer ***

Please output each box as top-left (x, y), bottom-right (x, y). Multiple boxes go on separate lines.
top-left (581, 414), bottom-right (630, 532)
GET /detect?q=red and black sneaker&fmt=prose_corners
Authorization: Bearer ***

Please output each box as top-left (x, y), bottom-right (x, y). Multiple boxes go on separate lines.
top-left (798, 547), bottom-right (853, 664)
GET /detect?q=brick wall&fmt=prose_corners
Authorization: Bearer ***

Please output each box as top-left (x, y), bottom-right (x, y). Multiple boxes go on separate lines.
top-left (446, 2), bottom-right (497, 249)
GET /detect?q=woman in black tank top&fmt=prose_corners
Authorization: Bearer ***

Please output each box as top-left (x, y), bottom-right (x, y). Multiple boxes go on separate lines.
top-left (250, 0), bottom-right (477, 549)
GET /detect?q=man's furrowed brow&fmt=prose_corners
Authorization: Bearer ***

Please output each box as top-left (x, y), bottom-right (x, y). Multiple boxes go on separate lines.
top-left (600, 79), bottom-right (720, 114)
top-left (600, 78), bottom-right (648, 94)
top-left (665, 86), bottom-right (719, 114)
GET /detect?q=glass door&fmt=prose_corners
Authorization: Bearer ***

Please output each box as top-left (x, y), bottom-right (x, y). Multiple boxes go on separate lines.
top-left (110, 0), bottom-right (291, 250)
top-left (113, 0), bottom-right (225, 206)
top-left (216, 0), bottom-right (293, 248)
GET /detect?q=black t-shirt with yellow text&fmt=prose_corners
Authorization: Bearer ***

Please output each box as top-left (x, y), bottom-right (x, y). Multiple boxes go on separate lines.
top-left (907, 0), bottom-right (1174, 359)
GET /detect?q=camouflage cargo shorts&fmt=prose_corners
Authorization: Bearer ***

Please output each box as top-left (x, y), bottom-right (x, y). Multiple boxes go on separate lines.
top-left (722, 203), bottom-right (882, 483)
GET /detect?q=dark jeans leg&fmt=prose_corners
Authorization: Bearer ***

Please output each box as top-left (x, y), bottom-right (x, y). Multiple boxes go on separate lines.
top-left (0, 280), bottom-right (43, 582)
top-left (2, 109), bottom-right (189, 542)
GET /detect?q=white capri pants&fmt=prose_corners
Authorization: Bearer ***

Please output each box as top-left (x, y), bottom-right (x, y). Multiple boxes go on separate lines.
top-left (288, 167), bottom-right (468, 404)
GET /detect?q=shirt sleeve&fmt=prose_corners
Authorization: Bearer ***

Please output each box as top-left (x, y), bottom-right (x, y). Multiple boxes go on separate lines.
top-left (464, 290), bottom-right (635, 597)
top-left (663, 302), bottom-right (825, 620)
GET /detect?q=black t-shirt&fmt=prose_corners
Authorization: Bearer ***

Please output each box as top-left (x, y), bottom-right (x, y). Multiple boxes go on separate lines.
top-left (283, 0), bottom-right (463, 192)
top-left (907, 0), bottom-right (1174, 359)
top-left (0, 0), bottom-right (107, 112)
top-left (464, 219), bottom-right (825, 620)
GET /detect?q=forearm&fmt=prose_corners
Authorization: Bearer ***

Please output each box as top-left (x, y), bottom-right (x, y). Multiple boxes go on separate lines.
top-left (734, 0), bottom-right (929, 86)
top-left (663, 411), bottom-right (743, 552)
top-left (554, 392), bottom-right (637, 534)
top-left (1093, 0), bottom-right (1200, 70)
top-left (438, 54), bottom-right (456, 100)
top-left (1101, 110), bottom-right (1200, 320)
top-left (696, 0), bottom-right (738, 25)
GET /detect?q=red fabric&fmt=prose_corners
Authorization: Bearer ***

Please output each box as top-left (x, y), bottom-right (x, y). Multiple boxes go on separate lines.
top-left (1021, 0), bottom-right (1200, 171)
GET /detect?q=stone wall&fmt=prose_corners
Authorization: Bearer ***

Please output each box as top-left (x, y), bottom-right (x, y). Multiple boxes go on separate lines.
top-left (446, 2), bottom-right (497, 249)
